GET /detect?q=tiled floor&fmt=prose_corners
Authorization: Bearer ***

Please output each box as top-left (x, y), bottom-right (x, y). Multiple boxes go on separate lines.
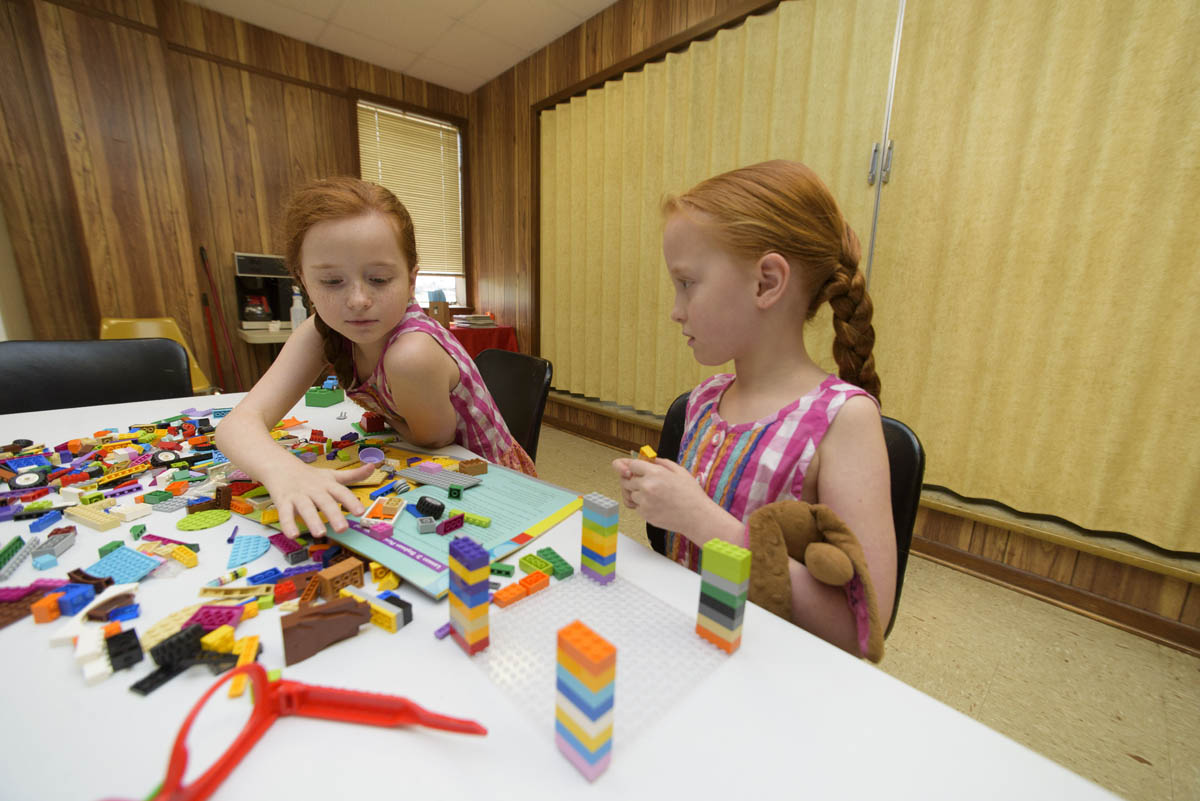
top-left (535, 425), bottom-right (1200, 801)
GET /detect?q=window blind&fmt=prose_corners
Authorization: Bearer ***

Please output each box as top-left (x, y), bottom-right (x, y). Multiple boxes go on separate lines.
top-left (357, 101), bottom-right (464, 275)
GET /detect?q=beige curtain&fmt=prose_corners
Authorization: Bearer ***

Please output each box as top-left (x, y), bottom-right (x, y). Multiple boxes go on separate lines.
top-left (540, 0), bottom-right (899, 415)
top-left (872, 0), bottom-right (1200, 552)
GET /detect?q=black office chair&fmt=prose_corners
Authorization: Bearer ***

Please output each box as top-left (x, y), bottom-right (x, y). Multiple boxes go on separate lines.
top-left (0, 338), bottom-right (193, 414)
top-left (473, 348), bottom-right (553, 462)
top-left (646, 389), bottom-right (925, 636)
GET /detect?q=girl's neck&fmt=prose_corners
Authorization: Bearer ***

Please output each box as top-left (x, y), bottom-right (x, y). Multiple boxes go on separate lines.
top-left (722, 335), bottom-right (827, 425)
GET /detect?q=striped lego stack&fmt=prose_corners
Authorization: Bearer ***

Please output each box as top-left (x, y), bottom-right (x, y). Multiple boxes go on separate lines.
top-left (555, 620), bottom-right (615, 781)
top-left (580, 492), bottom-right (618, 584)
top-left (447, 536), bottom-right (489, 655)
top-left (696, 539), bottom-right (751, 654)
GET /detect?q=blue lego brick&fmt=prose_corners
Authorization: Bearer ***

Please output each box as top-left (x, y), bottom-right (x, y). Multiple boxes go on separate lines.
top-left (556, 667), bottom-right (615, 713)
top-left (448, 575), bottom-right (489, 607)
top-left (57, 583), bottom-right (96, 616)
top-left (4, 455), bottom-right (51, 472)
top-left (404, 503), bottom-right (424, 519)
top-left (554, 721), bottom-right (613, 764)
top-left (580, 545), bottom-right (616, 567)
top-left (448, 536), bottom-right (488, 571)
top-left (29, 509), bottom-right (63, 533)
top-left (86, 547), bottom-right (160, 584)
top-left (107, 603), bottom-right (141, 621)
top-left (248, 567), bottom-right (284, 585)
top-left (32, 553), bottom-right (57, 570)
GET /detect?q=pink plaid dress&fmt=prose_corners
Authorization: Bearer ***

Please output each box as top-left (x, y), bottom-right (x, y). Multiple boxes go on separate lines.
top-left (665, 373), bottom-right (877, 571)
top-left (345, 303), bottom-right (536, 476)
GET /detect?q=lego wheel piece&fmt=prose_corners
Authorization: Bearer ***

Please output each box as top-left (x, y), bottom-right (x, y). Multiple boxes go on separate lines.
top-left (151, 451), bottom-right (181, 468)
top-left (11, 471), bottom-right (47, 489)
top-left (176, 509), bottom-right (232, 531)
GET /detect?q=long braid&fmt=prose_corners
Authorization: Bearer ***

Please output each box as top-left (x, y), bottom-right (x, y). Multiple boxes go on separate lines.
top-left (820, 224), bottom-right (881, 400)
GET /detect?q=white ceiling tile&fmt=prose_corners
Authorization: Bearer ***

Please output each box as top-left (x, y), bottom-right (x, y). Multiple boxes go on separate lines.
top-left (332, 0), bottom-right (458, 52)
top-left (203, 0), bottom-right (328, 43)
top-left (423, 22), bottom-right (528, 82)
top-left (316, 24), bottom-right (418, 74)
top-left (272, 0), bottom-right (344, 19)
top-left (404, 55), bottom-right (489, 94)
top-left (462, 0), bottom-right (581, 52)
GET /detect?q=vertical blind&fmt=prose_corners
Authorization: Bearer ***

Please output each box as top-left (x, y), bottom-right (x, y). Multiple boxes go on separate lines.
top-left (357, 101), bottom-right (464, 274)
top-left (540, 0), bottom-right (898, 415)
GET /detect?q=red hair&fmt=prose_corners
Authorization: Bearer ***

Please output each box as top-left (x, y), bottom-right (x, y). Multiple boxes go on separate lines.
top-left (281, 177), bottom-right (418, 387)
top-left (664, 160), bottom-right (880, 399)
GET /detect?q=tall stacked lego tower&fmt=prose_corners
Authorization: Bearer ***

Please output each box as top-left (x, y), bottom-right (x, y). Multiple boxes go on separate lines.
top-left (555, 620), bottom-right (615, 781)
top-left (448, 536), bottom-right (490, 655)
top-left (696, 539), bottom-right (751, 654)
top-left (580, 492), bottom-right (618, 584)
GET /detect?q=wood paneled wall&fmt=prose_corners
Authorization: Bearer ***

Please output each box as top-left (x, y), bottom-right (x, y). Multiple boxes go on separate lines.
top-left (468, 0), bottom-right (762, 355)
top-left (0, 0), bottom-right (467, 388)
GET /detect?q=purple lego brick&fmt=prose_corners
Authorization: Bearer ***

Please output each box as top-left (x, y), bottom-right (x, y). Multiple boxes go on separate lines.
top-left (142, 534), bottom-right (199, 551)
top-left (280, 564), bottom-right (320, 580)
top-left (433, 622), bottom-right (452, 640)
top-left (0, 585), bottom-right (37, 602)
top-left (268, 533), bottom-right (304, 555)
top-left (436, 513), bottom-right (465, 537)
top-left (448, 536), bottom-right (488, 570)
top-left (555, 733), bottom-right (612, 781)
top-left (417, 461), bottom-right (443, 474)
top-left (30, 577), bottom-right (70, 590)
top-left (368, 522), bottom-right (393, 541)
top-left (581, 565), bottom-right (616, 585)
top-left (0, 504), bottom-right (18, 523)
top-left (181, 605), bottom-right (243, 632)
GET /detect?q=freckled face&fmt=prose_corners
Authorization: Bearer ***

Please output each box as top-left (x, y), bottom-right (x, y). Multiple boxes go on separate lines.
top-left (663, 212), bottom-right (759, 366)
top-left (299, 212), bottom-right (416, 346)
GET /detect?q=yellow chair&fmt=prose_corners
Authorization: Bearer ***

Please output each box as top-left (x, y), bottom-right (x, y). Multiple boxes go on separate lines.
top-left (99, 317), bottom-right (215, 394)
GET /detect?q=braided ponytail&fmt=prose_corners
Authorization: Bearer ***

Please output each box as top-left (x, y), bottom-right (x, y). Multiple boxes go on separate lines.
top-left (817, 224), bottom-right (880, 399)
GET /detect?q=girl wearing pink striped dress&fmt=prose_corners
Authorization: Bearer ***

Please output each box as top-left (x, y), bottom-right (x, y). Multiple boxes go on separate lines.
top-left (613, 161), bottom-right (896, 656)
top-left (217, 177), bottom-right (534, 541)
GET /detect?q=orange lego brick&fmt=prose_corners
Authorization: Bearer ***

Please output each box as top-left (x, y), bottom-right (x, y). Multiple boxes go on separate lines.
top-left (695, 623), bottom-right (740, 654)
top-left (557, 620), bottom-right (616, 672)
top-left (31, 593), bottom-right (65, 624)
top-left (518, 570), bottom-right (550, 595)
top-left (229, 499), bottom-right (252, 515)
top-left (491, 583), bottom-right (527, 608)
top-left (165, 481), bottom-right (189, 496)
top-left (101, 621), bottom-right (123, 638)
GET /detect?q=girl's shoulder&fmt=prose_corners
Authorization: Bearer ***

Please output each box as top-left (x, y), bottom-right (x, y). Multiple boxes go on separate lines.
top-left (686, 373), bottom-right (734, 416)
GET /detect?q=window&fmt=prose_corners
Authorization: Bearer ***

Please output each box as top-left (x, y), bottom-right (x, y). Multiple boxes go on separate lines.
top-left (357, 100), bottom-right (465, 305)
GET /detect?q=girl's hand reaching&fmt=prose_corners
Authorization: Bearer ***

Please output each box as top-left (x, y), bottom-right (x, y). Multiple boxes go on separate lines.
top-left (264, 461), bottom-right (377, 540)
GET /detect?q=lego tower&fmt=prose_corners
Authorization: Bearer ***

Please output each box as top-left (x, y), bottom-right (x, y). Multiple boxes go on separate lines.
top-left (555, 620), bottom-right (615, 781)
top-left (696, 539), bottom-right (751, 654)
top-left (580, 492), bottom-right (618, 584)
top-left (448, 536), bottom-right (490, 655)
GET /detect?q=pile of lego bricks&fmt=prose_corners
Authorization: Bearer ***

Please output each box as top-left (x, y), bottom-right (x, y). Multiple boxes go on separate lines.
top-left (580, 493), bottom-right (618, 584)
top-left (447, 536), bottom-right (490, 655)
top-left (555, 620), bottom-right (616, 781)
top-left (695, 539), bottom-right (752, 654)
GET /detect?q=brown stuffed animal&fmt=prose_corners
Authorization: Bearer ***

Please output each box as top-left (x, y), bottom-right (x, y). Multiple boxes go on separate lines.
top-left (745, 501), bottom-right (885, 662)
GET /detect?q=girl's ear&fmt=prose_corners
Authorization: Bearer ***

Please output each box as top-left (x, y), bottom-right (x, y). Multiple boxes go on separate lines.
top-left (407, 263), bottom-right (419, 301)
top-left (754, 252), bottom-right (790, 309)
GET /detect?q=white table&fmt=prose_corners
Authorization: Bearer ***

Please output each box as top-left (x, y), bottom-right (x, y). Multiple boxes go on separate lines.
top-left (0, 395), bottom-right (1118, 800)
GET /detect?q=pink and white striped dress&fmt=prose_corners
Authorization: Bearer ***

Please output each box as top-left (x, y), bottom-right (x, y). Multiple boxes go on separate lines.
top-left (345, 302), bottom-right (537, 476)
top-left (665, 373), bottom-right (877, 571)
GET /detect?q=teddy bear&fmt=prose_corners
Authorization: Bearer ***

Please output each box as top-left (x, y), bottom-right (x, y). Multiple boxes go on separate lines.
top-left (745, 500), bottom-right (885, 662)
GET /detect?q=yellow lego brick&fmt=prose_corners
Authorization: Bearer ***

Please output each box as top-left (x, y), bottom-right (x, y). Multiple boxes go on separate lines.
top-left (582, 530), bottom-right (618, 555)
top-left (638, 444), bottom-right (657, 461)
top-left (238, 600), bottom-right (259, 620)
top-left (260, 508), bottom-right (279, 525)
top-left (228, 635), bottom-right (260, 698)
top-left (447, 593), bottom-right (489, 621)
top-left (581, 519), bottom-right (618, 537)
top-left (198, 585), bottom-right (273, 599)
top-left (555, 706), bottom-right (613, 752)
top-left (339, 587), bottom-right (399, 633)
top-left (451, 617), bottom-right (490, 644)
top-left (376, 571), bottom-right (400, 591)
top-left (696, 611), bottom-right (743, 642)
top-left (448, 559), bottom-right (490, 585)
top-left (201, 625), bottom-right (235, 653)
top-left (64, 502), bottom-right (120, 531)
top-left (701, 539), bottom-right (753, 584)
top-left (169, 545), bottom-right (198, 568)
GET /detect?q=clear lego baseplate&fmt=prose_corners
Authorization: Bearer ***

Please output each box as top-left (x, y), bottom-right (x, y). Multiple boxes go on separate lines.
top-left (475, 574), bottom-right (727, 747)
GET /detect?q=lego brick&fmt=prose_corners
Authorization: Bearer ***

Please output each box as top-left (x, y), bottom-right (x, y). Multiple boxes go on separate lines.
top-left (227, 634), bottom-right (261, 698)
top-left (448, 536), bottom-right (489, 570)
top-left (558, 620), bottom-right (616, 672)
top-left (433, 622), bottom-right (452, 639)
top-left (555, 719), bottom-right (613, 765)
top-left (555, 667), bottom-right (615, 718)
top-left (695, 622), bottom-right (741, 654)
top-left (555, 732), bottom-right (612, 782)
top-left (695, 612), bottom-right (743, 644)
top-left (86, 546), bottom-right (160, 584)
top-left (378, 592), bottom-right (413, 627)
top-left (396, 467), bottom-right (481, 491)
top-left (518, 570), bottom-right (550, 595)
top-left (105, 628), bottom-right (143, 671)
top-left (700, 539), bottom-right (752, 584)
top-left (491, 583), bottom-right (527, 608)
top-left (56, 583), bottom-right (96, 616)
top-left (581, 492), bottom-right (619, 517)
top-left (32, 553), bottom-right (57, 570)
top-left (519, 553), bottom-right (554, 576)
top-left (557, 648), bottom-right (616, 692)
top-left (447, 626), bottom-right (488, 655)
top-left (555, 705), bottom-right (613, 752)
top-left (490, 562), bottom-right (515, 577)
top-left (556, 689), bottom-right (615, 737)
top-left (580, 546), bottom-right (616, 567)
top-left (150, 624), bottom-right (205, 667)
top-left (436, 513), bottom-right (465, 536)
top-left (698, 591), bottom-right (745, 625)
top-left (200, 624), bottom-right (236, 653)
top-left (448, 558), bottom-right (490, 585)
top-left (455, 458), bottom-right (488, 476)
top-left (107, 603), bottom-right (140, 622)
top-left (700, 579), bottom-right (748, 608)
top-left (281, 597), bottom-right (370, 666)
top-left (64, 503), bottom-right (120, 532)
top-left (697, 596), bottom-right (744, 632)
top-left (181, 605), bottom-right (243, 632)
top-left (580, 554), bottom-right (615, 576)
top-left (580, 564), bottom-right (615, 585)
top-left (31, 592), bottom-right (65, 623)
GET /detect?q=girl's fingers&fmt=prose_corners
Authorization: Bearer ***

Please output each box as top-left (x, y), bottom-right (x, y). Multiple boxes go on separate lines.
top-left (332, 483), bottom-right (366, 517)
top-left (278, 500), bottom-right (299, 539)
top-left (314, 493), bottom-right (349, 534)
top-left (333, 463), bottom-right (376, 485)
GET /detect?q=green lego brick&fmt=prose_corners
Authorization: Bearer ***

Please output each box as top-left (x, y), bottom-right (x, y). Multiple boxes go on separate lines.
top-left (580, 554), bottom-right (614, 575)
top-left (701, 539), bottom-right (752, 584)
top-left (700, 580), bottom-right (748, 609)
top-left (537, 547), bottom-right (574, 580)
top-left (130, 524), bottom-right (146, 540)
top-left (490, 562), bottom-right (515, 577)
top-left (519, 553), bottom-right (553, 575)
top-left (304, 387), bottom-right (344, 407)
top-left (98, 540), bottom-right (124, 558)
top-left (0, 535), bottom-right (25, 570)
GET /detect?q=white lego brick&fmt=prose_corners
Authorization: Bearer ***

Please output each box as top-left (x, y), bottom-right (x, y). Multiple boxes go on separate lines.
top-left (48, 582), bottom-right (139, 646)
top-left (73, 627), bottom-right (106, 664)
top-left (81, 654), bottom-right (113, 686)
top-left (111, 503), bottom-right (152, 522)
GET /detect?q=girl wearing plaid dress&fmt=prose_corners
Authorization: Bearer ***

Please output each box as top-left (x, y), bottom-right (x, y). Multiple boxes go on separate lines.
top-left (217, 178), bottom-right (534, 540)
top-left (613, 161), bottom-right (896, 655)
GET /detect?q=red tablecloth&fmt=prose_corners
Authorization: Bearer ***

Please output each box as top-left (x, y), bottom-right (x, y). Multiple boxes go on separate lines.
top-left (450, 325), bottom-right (519, 359)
